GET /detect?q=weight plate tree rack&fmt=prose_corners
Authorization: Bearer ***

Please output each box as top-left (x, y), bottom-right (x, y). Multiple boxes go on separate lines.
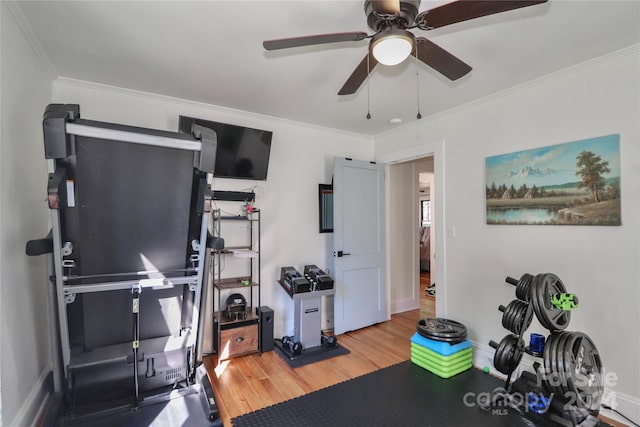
top-left (488, 272), bottom-right (605, 426)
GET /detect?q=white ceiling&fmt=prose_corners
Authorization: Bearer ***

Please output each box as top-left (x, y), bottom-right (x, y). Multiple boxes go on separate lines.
top-left (16, 1), bottom-right (640, 135)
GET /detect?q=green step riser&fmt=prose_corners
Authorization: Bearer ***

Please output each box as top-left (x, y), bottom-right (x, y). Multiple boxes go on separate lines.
top-left (411, 358), bottom-right (473, 378)
top-left (410, 344), bottom-right (472, 364)
top-left (411, 352), bottom-right (473, 373)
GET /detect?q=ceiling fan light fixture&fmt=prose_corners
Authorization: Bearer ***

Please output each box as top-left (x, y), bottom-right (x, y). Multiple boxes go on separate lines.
top-left (370, 28), bottom-right (415, 66)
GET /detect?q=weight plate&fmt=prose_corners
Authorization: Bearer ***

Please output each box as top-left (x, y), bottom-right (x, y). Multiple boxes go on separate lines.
top-left (534, 273), bottom-right (571, 331)
top-left (555, 331), bottom-right (572, 398)
top-left (515, 273), bottom-right (533, 301)
top-left (543, 332), bottom-right (565, 399)
top-left (417, 318), bottom-right (467, 342)
top-left (561, 332), bottom-right (604, 411)
top-left (493, 334), bottom-right (524, 375)
top-left (502, 300), bottom-right (533, 335)
top-left (530, 274), bottom-right (546, 328)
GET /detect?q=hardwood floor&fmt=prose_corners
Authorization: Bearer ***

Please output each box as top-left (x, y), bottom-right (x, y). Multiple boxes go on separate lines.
top-left (203, 309), bottom-right (420, 426)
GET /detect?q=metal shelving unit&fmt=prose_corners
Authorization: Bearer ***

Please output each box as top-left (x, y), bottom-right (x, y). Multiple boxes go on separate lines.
top-left (211, 209), bottom-right (261, 361)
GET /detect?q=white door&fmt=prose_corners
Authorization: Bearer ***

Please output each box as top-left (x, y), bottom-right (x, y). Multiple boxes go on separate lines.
top-left (333, 157), bottom-right (386, 334)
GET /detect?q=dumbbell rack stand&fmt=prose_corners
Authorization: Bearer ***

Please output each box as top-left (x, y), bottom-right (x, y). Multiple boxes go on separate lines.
top-left (274, 283), bottom-right (344, 363)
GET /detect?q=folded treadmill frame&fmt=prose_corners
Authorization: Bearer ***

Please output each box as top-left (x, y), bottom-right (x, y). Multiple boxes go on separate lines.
top-left (29, 104), bottom-right (220, 422)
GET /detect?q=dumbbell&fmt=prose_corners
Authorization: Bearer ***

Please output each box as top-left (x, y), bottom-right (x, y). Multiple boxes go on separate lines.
top-left (321, 334), bottom-right (337, 348)
top-left (281, 336), bottom-right (302, 355)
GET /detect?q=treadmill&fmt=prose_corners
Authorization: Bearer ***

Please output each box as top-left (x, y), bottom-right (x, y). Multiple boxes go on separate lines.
top-left (26, 104), bottom-right (222, 426)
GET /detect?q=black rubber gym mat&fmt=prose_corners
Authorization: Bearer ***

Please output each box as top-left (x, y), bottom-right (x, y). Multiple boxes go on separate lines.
top-left (231, 361), bottom-right (557, 427)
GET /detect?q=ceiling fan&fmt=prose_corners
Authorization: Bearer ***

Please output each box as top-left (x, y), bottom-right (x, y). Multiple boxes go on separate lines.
top-left (263, 0), bottom-right (548, 95)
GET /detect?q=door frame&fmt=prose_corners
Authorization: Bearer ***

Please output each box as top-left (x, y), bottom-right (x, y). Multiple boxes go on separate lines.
top-left (377, 139), bottom-right (447, 318)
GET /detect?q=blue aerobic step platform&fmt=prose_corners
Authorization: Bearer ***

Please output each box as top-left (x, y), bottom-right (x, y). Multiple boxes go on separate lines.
top-left (410, 332), bottom-right (472, 356)
top-left (410, 333), bottom-right (473, 378)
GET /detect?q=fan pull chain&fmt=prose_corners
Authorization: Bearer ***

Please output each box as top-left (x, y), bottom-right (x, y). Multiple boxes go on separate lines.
top-left (416, 43), bottom-right (422, 120)
top-left (366, 53), bottom-right (371, 120)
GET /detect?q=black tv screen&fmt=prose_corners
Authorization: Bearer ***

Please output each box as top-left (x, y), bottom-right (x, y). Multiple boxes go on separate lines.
top-left (179, 116), bottom-right (273, 180)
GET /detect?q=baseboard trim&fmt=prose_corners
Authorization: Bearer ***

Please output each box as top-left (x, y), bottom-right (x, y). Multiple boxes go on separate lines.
top-left (471, 341), bottom-right (640, 426)
top-left (600, 389), bottom-right (640, 427)
top-left (390, 297), bottom-right (419, 315)
top-left (8, 369), bottom-right (51, 427)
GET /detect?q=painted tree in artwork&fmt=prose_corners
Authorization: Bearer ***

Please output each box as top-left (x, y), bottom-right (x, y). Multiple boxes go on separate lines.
top-left (576, 150), bottom-right (611, 203)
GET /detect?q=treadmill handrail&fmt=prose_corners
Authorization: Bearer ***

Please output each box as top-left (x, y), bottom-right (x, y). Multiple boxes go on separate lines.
top-left (63, 276), bottom-right (198, 294)
top-left (66, 121), bottom-right (202, 151)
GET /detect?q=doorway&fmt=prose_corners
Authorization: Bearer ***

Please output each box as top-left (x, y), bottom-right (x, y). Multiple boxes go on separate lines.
top-left (418, 171), bottom-right (436, 319)
top-left (387, 155), bottom-right (436, 318)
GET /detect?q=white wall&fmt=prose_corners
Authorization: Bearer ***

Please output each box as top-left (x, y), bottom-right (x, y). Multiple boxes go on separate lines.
top-left (51, 79), bottom-right (374, 340)
top-left (1, 3), bottom-right (54, 426)
top-left (388, 162), bottom-right (419, 313)
top-left (375, 47), bottom-right (640, 418)
top-left (388, 158), bottom-right (434, 314)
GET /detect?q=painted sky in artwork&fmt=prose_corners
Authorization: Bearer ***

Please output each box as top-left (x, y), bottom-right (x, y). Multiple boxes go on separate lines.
top-left (485, 134), bottom-right (620, 188)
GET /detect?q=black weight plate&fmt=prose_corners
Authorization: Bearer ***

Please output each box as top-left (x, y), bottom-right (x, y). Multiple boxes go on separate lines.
top-left (561, 332), bottom-right (584, 404)
top-left (536, 273), bottom-right (571, 331)
top-left (501, 301), bottom-right (517, 332)
top-left (516, 274), bottom-right (533, 301)
top-left (544, 332), bottom-right (565, 399)
top-left (514, 301), bottom-right (533, 335)
top-left (417, 318), bottom-right (467, 341)
top-left (554, 331), bottom-right (572, 398)
top-left (494, 334), bottom-right (522, 375)
top-left (562, 332), bottom-right (604, 411)
top-left (533, 273), bottom-right (552, 330)
top-left (543, 332), bottom-right (558, 397)
top-left (542, 332), bottom-right (554, 394)
top-left (530, 274), bottom-right (547, 328)
top-left (494, 337), bottom-right (511, 374)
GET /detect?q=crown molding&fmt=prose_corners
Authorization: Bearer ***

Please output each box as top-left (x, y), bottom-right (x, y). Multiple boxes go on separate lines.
top-left (4, 1), bottom-right (57, 80)
top-left (374, 43), bottom-right (640, 139)
top-left (53, 77), bottom-right (374, 143)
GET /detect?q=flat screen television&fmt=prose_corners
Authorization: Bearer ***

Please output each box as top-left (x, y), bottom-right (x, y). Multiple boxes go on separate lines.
top-left (179, 115), bottom-right (273, 180)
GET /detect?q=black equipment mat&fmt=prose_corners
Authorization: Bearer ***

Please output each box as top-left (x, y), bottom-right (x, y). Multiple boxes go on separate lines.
top-left (231, 361), bottom-right (562, 427)
top-left (273, 341), bottom-right (350, 368)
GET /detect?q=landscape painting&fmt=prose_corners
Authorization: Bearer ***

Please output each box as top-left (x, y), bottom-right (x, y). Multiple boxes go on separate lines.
top-left (485, 134), bottom-right (621, 225)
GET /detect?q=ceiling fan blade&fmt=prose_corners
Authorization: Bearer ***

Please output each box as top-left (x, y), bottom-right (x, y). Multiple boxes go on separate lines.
top-left (419, 0), bottom-right (548, 29)
top-left (369, 0), bottom-right (401, 15)
top-left (263, 32), bottom-right (368, 50)
top-left (338, 53), bottom-right (379, 95)
top-left (414, 37), bottom-right (471, 81)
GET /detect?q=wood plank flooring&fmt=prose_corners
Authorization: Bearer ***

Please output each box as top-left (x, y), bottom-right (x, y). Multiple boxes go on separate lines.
top-left (203, 309), bottom-right (420, 426)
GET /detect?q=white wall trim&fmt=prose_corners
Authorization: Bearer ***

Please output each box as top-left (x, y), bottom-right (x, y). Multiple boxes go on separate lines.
top-left (4, 1), bottom-right (57, 80)
top-left (600, 389), bottom-right (640, 427)
top-left (54, 77), bottom-right (375, 142)
top-left (472, 342), bottom-right (640, 426)
top-left (374, 43), bottom-right (640, 139)
top-left (8, 369), bottom-right (50, 427)
top-left (391, 297), bottom-right (419, 315)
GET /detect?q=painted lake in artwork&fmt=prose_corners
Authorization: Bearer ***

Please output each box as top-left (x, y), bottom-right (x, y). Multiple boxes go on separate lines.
top-left (486, 207), bottom-right (557, 224)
